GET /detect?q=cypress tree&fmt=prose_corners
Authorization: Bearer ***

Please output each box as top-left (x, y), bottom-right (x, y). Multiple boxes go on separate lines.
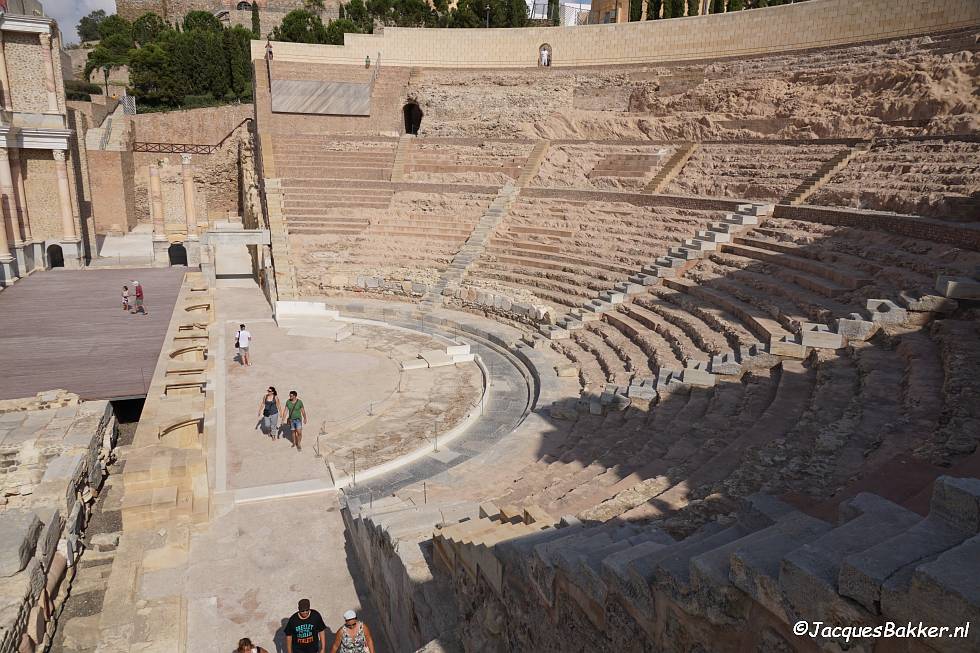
top-left (629, 0), bottom-right (642, 21)
top-left (251, 2), bottom-right (261, 37)
top-left (728, 0), bottom-right (744, 9)
top-left (711, 0), bottom-right (724, 12)
top-left (647, 0), bottom-right (662, 18)
top-left (687, 0), bottom-right (698, 15)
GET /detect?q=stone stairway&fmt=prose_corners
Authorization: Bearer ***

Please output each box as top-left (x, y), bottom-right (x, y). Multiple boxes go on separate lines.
top-left (516, 140), bottom-right (550, 187)
top-left (390, 133), bottom-right (413, 182)
top-left (419, 183), bottom-right (520, 309)
top-left (644, 142), bottom-right (699, 194)
top-left (423, 476), bottom-right (980, 650)
top-left (783, 142), bottom-right (870, 205)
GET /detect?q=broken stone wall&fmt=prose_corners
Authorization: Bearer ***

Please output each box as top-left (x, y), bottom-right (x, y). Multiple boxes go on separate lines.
top-left (0, 396), bottom-right (116, 653)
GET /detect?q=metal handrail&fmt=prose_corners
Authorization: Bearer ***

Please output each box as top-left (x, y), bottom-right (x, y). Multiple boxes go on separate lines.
top-left (99, 117), bottom-right (113, 150)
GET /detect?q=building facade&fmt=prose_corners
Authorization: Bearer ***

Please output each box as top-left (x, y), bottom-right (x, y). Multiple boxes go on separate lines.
top-left (0, 5), bottom-right (86, 285)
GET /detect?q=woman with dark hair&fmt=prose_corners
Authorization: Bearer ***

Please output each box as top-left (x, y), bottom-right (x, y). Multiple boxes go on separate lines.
top-left (258, 386), bottom-right (282, 437)
top-left (236, 637), bottom-right (268, 653)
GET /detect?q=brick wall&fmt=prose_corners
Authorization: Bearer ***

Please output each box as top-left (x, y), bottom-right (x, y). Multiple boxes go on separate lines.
top-left (252, 0), bottom-right (980, 68)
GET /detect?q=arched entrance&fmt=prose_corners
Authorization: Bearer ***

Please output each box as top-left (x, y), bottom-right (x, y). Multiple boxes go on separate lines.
top-left (403, 102), bottom-right (423, 136)
top-left (538, 44), bottom-right (553, 67)
top-left (168, 243), bottom-right (188, 266)
top-left (47, 244), bottom-right (64, 268)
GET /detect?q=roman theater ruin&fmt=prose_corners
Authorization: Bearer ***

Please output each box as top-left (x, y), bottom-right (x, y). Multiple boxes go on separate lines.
top-left (0, 0), bottom-right (979, 651)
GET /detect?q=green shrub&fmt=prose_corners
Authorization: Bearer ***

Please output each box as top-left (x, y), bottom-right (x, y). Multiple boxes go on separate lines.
top-left (65, 79), bottom-right (103, 95)
top-left (66, 90), bottom-right (92, 102)
top-left (182, 93), bottom-right (217, 108)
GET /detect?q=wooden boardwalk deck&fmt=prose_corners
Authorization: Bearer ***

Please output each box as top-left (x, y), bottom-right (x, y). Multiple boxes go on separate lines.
top-left (0, 268), bottom-right (186, 401)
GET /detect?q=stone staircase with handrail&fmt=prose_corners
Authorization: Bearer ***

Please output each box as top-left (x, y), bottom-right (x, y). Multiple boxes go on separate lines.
top-left (644, 142), bottom-right (699, 194)
top-left (783, 142), bottom-right (871, 205)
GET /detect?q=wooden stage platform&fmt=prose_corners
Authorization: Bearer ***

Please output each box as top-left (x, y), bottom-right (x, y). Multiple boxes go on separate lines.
top-left (0, 268), bottom-right (186, 401)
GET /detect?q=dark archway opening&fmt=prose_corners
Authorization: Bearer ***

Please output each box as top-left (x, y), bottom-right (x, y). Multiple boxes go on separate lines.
top-left (168, 243), bottom-right (188, 266)
top-left (47, 244), bottom-right (64, 268)
top-left (403, 102), bottom-right (423, 136)
top-left (237, 1), bottom-right (252, 9)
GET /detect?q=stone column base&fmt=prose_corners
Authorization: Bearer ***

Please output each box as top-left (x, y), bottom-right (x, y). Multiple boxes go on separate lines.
top-left (0, 257), bottom-right (17, 286)
top-left (152, 238), bottom-right (171, 266)
top-left (185, 240), bottom-right (201, 267)
top-left (29, 241), bottom-right (43, 271)
top-left (61, 240), bottom-right (84, 269)
top-left (12, 244), bottom-right (27, 277)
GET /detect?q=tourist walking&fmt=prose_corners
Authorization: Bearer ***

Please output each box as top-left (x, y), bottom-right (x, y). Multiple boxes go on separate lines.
top-left (258, 386), bottom-right (282, 437)
top-left (330, 610), bottom-right (375, 653)
top-left (122, 285), bottom-right (129, 312)
top-left (131, 281), bottom-right (148, 315)
top-left (236, 323), bottom-right (252, 366)
top-left (283, 390), bottom-right (308, 451)
top-left (236, 637), bottom-right (269, 653)
top-left (285, 599), bottom-right (327, 653)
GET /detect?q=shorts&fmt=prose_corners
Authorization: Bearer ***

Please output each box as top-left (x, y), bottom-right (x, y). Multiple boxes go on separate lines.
top-left (135, 298), bottom-right (144, 306)
top-left (290, 418), bottom-right (302, 431)
top-left (239, 346), bottom-right (249, 353)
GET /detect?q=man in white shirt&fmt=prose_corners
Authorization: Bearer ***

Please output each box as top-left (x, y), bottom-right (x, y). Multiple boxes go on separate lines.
top-left (237, 323), bottom-right (253, 366)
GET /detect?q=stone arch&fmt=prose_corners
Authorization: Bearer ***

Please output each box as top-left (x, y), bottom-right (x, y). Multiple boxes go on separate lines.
top-left (47, 244), bottom-right (64, 268)
top-left (538, 43), bottom-right (552, 67)
top-left (236, 1), bottom-right (252, 9)
top-left (403, 102), bottom-right (423, 136)
top-left (168, 243), bottom-right (188, 266)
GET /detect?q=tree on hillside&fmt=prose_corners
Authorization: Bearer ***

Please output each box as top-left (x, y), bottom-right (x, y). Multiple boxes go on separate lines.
top-left (711, 0), bottom-right (725, 12)
top-left (647, 0), bottom-right (662, 18)
top-left (183, 10), bottom-right (223, 32)
top-left (271, 9), bottom-right (329, 42)
top-left (687, 0), bottom-right (699, 15)
top-left (133, 13), bottom-right (167, 46)
top-left (668, 0), bottom-right (685, 17)
top-left (340, 0), bottom-right (374, 33)
top-left (728, 0), bottom-right (744, 9)
top-left (77, 9), bottom-right (107, 42)
top-left (324, 18), bottom-right (361, 44)
top-left (98, 15), bottom-right (133, 42)
top-left (252, 2), bottom-right (261, 37)
top-left (224, 25), bottom-right (253, 99)
top-left (448, 0), bottom-right (482, 27)
top-left (506, 0), bottom-right (529, 27)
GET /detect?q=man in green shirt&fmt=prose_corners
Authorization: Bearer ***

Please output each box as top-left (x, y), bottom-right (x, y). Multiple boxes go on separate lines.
top-left (283, 390), bottom-right (308, 451)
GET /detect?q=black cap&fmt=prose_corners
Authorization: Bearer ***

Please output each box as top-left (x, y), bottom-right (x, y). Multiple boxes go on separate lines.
top-left (298, 599), bottom-right (310, 611)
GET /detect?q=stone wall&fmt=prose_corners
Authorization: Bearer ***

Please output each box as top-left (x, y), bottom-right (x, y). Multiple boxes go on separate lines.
top-left (0, 397), bottom-right (116, 653)
top-left (130, 124), bottom-right (251, 227)
top-left (19, 151), bottom-right (61, 243)
top-left (127, 104), bottom-right (252, 145)
top-left (88, 149), bottom-right (139, 234)
top-left (250, 0), bottom-right (980, 68)
top-left (4, 32), bottom-right (47, 114)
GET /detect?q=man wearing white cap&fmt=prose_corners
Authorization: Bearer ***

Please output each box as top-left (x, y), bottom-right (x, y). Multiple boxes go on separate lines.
top-left (329, 609), bottom-right (375, 653)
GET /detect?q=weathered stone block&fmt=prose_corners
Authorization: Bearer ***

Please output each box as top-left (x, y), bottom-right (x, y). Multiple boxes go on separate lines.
top-left (800, 322), bottom-right (843, 349)
top-left (865, 299), bottom-right (907, 325)
top-left (929, 476), bottom-right (980, 534)
top-left (768, 335), bottom-right (806, 358)
top-left (836, 314), bottom-right (878, 342)
top-left (898, 289), bottom-right (958, 314)
top-left (0, 512), bottom-right (43, 578)
top-left (935, 275), bottom-right (980, 300)
top-left (710, 351), bottom-right (741, 376)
